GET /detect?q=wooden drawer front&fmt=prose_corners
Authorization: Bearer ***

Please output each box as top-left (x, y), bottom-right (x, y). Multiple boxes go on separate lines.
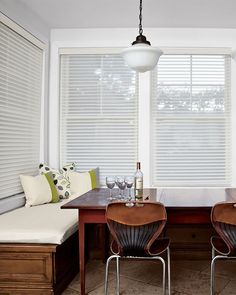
top-left (166, 226), bottom-right (214, 245)
top-left (167, 208), bottom-right (211, 225)
top-left (0, 252), bottom-right (53, 286)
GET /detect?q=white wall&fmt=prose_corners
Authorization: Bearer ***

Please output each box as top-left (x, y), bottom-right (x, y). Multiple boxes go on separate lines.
top-left (0, 0), bottom-right (50, 41)
top-left (49, 28), bottom-right (236, 187)
top-left (0, 0), bottom-right (50, 163)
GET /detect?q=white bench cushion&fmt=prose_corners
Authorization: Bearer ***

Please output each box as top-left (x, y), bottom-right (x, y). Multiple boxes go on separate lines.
top-left (0, 195), bottom-right (78, 244)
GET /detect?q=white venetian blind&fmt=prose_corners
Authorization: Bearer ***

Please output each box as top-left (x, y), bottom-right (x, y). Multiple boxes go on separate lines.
top-left (0, 21), bottom-right (43, 199)
top-left (151, 54), bottom-right (231, 186)
top-left (60, 53), bottom-right (138, 184)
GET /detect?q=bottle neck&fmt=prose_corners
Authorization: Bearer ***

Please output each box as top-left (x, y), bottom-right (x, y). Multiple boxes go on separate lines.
top-left (137, 162), bottom-right (141, 170)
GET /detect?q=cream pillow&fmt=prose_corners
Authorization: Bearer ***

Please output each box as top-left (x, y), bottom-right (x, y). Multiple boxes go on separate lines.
top-left (20, 174), bottom-right (57, 207)
top-left (68, 169), bottom-right (98, 197)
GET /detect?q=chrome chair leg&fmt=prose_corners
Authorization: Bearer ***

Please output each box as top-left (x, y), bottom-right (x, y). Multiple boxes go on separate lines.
top-left (105, 255), bottom-right (113, 295)
top-left (162, 259), bottom-right (166, 295)
top-left (155, 256), bottom-right (166, 295)
top-left (211, 255), bottom-right (225, 295)
top-left (212, 247), bottom-right (215, 260)
top-left (211, 255), bottom-right (216, 295)
top-left (116, 256), bottom-right (120, 295)
top-left (105, 255), bottom-right (120, 295)
top-left (211, 255), bottom-right (236, 295)
top-left (211, 247), bottom-right (216, 295)
top-left (167, 247), bottom-right (171, 295)
top-left (105, 255), bottom-right (169, 295)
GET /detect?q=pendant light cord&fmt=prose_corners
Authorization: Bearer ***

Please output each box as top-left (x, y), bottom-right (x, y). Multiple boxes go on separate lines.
top-left (131, 0), bottom-right (151, 45)
top-left (139, 0), bottom-right (143, 35)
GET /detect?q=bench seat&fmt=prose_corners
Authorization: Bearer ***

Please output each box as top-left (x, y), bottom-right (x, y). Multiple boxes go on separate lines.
top-left (0, 195), bottom-right (80, 295)
top-left (0, 196), bottom-right (78, 244)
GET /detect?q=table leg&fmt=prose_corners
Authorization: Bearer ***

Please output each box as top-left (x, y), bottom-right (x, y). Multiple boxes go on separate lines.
top-left (78, 208), bottom-right (106, 295)
top-left (79, 218), bottom-right (86, 295)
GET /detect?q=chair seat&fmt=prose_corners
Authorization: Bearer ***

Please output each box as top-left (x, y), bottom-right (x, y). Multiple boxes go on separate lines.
top-left (149, 237), bottom-right (171, 256)
top-left (211, 236), bottom-right (231, 256)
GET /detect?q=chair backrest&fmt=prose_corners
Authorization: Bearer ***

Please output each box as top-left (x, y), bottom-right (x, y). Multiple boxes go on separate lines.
top-left (106, 202), bottom-right (167, 256)
top-left (211, 202), bottom-right (236, 255)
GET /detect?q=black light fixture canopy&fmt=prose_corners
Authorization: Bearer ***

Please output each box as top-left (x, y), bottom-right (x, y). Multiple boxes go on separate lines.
top-left (132, 34), bottom-right (151, 46)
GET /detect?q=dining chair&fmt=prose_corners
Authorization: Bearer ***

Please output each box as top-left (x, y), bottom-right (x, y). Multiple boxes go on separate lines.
top-left (211, 202), bottom-right (236, 295)
top-left (104, 201), bottom-right (170, 295)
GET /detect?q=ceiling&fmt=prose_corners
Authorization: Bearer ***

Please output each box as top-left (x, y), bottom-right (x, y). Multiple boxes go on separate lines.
top-left (18, 0), bottom-right (236, 29)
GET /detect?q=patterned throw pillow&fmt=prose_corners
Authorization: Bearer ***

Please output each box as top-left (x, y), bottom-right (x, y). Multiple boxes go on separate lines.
top-left (39, 163), bottom-right (76, 199)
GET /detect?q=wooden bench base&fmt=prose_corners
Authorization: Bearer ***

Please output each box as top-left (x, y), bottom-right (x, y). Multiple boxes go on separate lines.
top-left (0, 232), bottom-right (79, 295)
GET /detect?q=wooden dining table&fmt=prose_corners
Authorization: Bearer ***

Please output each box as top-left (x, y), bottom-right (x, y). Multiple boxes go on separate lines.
top-left (61, 187), bottom-right (236, 295)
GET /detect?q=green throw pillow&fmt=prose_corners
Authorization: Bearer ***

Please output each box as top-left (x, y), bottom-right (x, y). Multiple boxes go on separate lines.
top-left (44, 172), bottom-right (59, 203)
top-left (89, 169), bottom-right (98, 189)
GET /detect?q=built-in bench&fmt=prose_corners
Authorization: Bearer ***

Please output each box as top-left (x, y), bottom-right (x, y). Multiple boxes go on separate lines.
top-left (0, 196), bottom-right (79, 295)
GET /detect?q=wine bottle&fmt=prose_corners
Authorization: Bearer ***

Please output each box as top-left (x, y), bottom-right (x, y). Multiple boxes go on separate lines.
top-left (134, 162), bottom-right (143, 199)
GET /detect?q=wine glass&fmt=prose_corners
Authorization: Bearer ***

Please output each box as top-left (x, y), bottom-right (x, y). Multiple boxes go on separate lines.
top-left (125, 176), bottom-right (134, 201)
top-left (106, 176), bottom-right (115, 200)
top-left (116, 176), bottom-right (126, 200)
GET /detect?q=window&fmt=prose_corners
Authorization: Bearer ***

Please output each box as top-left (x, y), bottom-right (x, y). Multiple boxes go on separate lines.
top-left (151, 54), bottom-right (231, 186)
top-left (0, 17), bottom-right (44, 199)
top-left (60, 52), bottom-right (138, 184)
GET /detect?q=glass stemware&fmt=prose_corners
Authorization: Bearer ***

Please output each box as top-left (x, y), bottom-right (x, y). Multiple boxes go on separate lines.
top-left (106, 176), bottom-right (115, 200)
top-left (116, 176), bottom-right (126, 199)
top-left (125, 176), bottom-right (134, 201)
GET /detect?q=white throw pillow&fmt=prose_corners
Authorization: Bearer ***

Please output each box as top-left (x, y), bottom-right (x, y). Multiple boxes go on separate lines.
top-left (20, 174), bottom-right (53, 207)
top-left (68, 169), bottom-right (98, 197)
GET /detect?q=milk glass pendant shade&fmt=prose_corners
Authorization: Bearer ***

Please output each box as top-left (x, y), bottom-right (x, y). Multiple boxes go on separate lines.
top-left (122, 43), bottom-right (163, 73)
top-left (122, 0), bottom-right (163, 73)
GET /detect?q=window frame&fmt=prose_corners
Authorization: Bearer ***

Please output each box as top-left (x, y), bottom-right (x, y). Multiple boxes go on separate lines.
top-left (150, 51), bottom-right (231, 187)
top-left (0, 12), bottom-right (46, 198)
top-left (49, 43), bottom-right (233, 188)
top-left (58, 48), bottom-right (139, 184)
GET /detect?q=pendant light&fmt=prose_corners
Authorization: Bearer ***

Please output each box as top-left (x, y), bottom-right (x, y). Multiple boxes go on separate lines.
top-left (122, 0), bottom-right (163, 73)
